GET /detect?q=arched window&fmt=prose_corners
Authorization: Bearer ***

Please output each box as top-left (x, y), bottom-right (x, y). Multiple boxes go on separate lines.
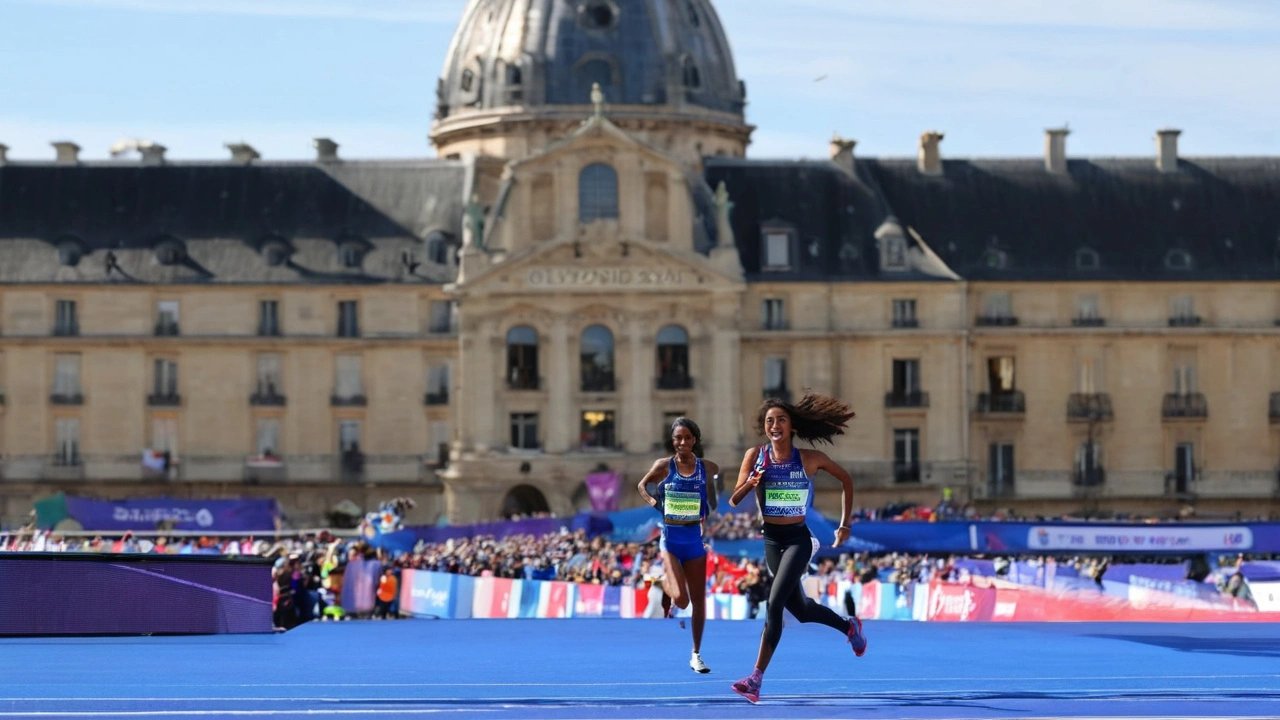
top-left (55, 237), bottom-right (84, 267)
top-left (1165, 249), bottom-right (1192, 270)
top-left (501, 484), bottom-right (549, 518)
top-left (338, 241), bottom-right (365, 269)
top-left (580, 325), bottom-right (615, 392)
top-left (506, 326), bottom-right (539, 390)
top-left (1075, 247), bottom-right (1100, 270)
top-left (579, 163), bottom-right (619, 222)
top-left (154, 238), bottom-right (186, 266)
top-left (656, 325), bottom-right (691, 390)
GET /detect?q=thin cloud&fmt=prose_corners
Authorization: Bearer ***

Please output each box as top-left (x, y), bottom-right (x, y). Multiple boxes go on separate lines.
top-left (10, 0), bottom-right (461, 23)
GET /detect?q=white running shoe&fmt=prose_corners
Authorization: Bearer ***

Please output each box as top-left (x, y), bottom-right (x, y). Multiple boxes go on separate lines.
top-left (690, 651), bottom-right (711, 674)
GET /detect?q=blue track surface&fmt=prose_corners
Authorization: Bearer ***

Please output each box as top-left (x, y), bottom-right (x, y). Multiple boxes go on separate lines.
top-left (2, 619), bottom-right (1279, 718)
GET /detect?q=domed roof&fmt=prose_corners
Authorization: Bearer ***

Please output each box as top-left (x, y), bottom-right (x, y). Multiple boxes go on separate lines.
top-left (436, 0), bottom-right (745, 120)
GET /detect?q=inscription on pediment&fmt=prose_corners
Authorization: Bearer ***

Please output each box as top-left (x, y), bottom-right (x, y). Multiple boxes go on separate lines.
top-left (525, 266), bottom-right (704, 289)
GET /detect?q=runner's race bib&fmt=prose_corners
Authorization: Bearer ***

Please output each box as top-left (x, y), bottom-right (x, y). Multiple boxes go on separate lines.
top-left (762, 481), bottom-right (809, 518)
top-left (664, 490), bottom-right (702, 524)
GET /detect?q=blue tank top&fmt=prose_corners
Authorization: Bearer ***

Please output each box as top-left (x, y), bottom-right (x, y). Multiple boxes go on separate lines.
top-left (754, 445), bottom-right (812, 519)
top-left (659, 457), bottom-right (709, 526)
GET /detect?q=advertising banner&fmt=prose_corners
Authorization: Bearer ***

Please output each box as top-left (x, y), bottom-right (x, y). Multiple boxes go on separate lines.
top-left (842, 521), bottom-right (1280, 554)
top-left (584, 472), bottom-right (622, 513)
top-left (63, 496), bottom-right (279, 532)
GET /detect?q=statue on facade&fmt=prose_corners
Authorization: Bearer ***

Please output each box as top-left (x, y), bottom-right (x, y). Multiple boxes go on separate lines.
top-left (713, 181), bottom-right (736, 248)
top-left (591, 82), bottom-right (605, 118)
top-left (464, 194), bottom-right (485, 249)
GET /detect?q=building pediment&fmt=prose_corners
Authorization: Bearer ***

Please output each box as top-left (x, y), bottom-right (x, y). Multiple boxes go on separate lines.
top-left (452, 233), bottom-right (742, 296)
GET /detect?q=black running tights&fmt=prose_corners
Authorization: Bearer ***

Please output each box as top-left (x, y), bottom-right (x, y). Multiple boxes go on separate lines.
top-left (761, 524), bottom-right (849, 650)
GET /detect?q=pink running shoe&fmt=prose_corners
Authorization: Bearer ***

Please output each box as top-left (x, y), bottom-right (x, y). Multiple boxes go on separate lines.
top-left (847, 615), bottom-right (867, 657)
top-left (732, 674), bottom-right (761, 704)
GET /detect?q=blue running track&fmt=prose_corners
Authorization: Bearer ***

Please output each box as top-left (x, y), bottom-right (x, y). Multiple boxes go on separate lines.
top-left (2, 619), bottom-right (1278, 718)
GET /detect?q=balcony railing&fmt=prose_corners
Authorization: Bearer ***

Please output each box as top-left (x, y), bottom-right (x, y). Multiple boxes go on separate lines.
top-left (147, 392), bottom-right (181, 407)
top-left (1164, 472), bottom-right (1197, 496)
top-left (893, 462), bottom-right (921, 483)
top-left (656, 375), bottom-right (693, 391)
top-left (892, 318), bottom-right (919, 329)
top-left (1162, 393), bottom-right (1207, 419)
top-left (580, 375), bottom-right (616, 393)
top-left (507, 374), bottom-right (542, 391)
top-left (330, 394), bottom-right (368, 407)
top-left (884, 391), bottom-right (929, 409)
top-left (1072, 467), bottom-right (1106, 487)
top-left (154, 321), bottom-right (180, 336)
top-left (762, 319), bottom-right (790, 331)
top-left (1067, 393), bottom-right (1113, 421)
top-left (250, 390), bottom-right (287, 406)
top-left (50, 392), bottom-right (84, 405)
top-left (976, 315), bottom-right (1019, 327)
top-left (763, 387), bottom-right (792, 403)
top-left (53, 323), bottom-right (79, 337)
top-left (976, 391), bottom-right (1025, 414)
top-left (1168, 315), bottom-right (1203, 327)
top-left (424, 390), bottom-right (449, 406)
top-left (1270, 392), bottom-right (1280, 422)
top-left (986, 478), bottom-right (1017, 498)
top-left (427, 321), bottom-right (457, 334)
top-left (1072, 317), bottom-right (1106, 327)
top-left (337, 451), bottom-right (365, 481)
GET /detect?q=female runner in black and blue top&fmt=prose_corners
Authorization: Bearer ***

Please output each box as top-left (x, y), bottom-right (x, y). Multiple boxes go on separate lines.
top-left (727, 392), bottom-right (866, 704)
top-left (637, 417), bottom-right (720, 674)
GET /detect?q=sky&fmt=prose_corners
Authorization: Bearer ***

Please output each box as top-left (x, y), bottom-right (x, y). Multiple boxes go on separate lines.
top-left (1, 0), bottom-right (1278, 162)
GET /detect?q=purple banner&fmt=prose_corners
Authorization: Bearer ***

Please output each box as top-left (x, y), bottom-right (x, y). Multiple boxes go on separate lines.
top-left (585, 471), bottom-right (621, 513)
top-left (64, 496), bottom-right (280, 532)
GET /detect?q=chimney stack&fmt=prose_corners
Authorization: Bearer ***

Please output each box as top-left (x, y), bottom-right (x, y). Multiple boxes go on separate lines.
top-left (917, 131), bottom-right (944, 176)
top-left (829, 134), bottom-right (856, 175)
top-left (313, 137), bottom-right (340, 163)
top-left (0, 144), bottom-right (8, 163)
top-left (139, 143), bottom-right (167, 165)
top-left (1044, 128), bottom-right (1069, 173)
top-left (225, 142), bottom-right (260, 164)
top-left (1156, 128), bottom-right (1181, 173)
top-left (52, 141), bottom-right (81, 165)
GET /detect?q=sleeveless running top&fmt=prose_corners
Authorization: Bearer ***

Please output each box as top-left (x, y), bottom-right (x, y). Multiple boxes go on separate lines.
top-left (753, 445), bottom-right (812, 519)
top-left (659, 457), bottom-right (709, 526)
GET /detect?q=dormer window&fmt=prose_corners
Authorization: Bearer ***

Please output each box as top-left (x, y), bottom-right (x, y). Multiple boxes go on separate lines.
top-left (686, 0), bottom-right (701, 26)
top-left (579, 0), bottom-right (618, 31)
top-left (261, 239), bottom-right (292, 267)
top-left (337, 238), bottom-right (367, 269)
top-left (883, 237), bottom-right (907, 270)
top-left (154, 238), bottom-right (186, 266)
top-left (426, 231), bottom-right (455, 265)
top-left (460, 69), bottom-right (475, 93)
top-left (1075, 248), bottom-right (1100, 270)
top-left (682, 58), bottom-right (702, 89)
top-left (762, 228), bottom-right (793, 271)
top-left (1165, 249), bottom-right (1193, 270)
top-left (56, 239), bottom-right (84, 267)
top-left (982, 248), bottom-right (1008, 269)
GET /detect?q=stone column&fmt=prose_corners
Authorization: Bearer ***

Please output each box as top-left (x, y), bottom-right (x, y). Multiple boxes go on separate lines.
top-left (467, 320), bottom-right (497, 453)
top-left (545, 319), bottom-right (572, 453)
top-left (626, 317), bottom-right (655, 453)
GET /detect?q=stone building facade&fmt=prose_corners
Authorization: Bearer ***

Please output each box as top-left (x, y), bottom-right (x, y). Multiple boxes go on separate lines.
top-left (0, 0), bottom-right (1277, 528)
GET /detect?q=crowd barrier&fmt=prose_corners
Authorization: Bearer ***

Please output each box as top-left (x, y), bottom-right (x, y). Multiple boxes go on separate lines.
top-left (392, 568), bottom-right (1280, 623)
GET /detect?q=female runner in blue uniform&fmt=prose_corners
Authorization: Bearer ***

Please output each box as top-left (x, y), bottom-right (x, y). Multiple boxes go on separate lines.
top-left (637, 417), bottom-right (719, 674)
top-left (728, 392), bottom-right (866, 703)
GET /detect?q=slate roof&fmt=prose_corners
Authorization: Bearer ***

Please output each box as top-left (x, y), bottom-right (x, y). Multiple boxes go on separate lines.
top-left (861, 156), bottom-right (1280, 281)
top-left (0, 160), bottom-right (467, 284)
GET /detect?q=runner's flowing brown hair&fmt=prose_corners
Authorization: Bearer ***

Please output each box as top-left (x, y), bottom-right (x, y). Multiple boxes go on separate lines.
top-left (754, 391), bottom-right (855, 445)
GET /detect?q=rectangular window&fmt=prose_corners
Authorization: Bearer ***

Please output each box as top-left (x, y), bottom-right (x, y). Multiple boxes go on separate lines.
top-left (1173, 442), bottom-right (1195, 492)
top-left (337, 300), bottom-right (359, 338)
top-left (257, 353), bottom-right (282, 395)
top-left (987, 356), bottom-right (1016, 393)
top-left (892, 359), bottom-right (920, 395)
top-left (54, 300), bottom-right (78, 336)
top-left (258, 300), bottom-right (280, 337)
top-left (54, 417), bottom-right (80, 466)
top-left (763, 356), bottom-right (788, 396)
top-left (426, 362), bottom-right (451, 403)
top-left (989, 443), bottom-right (1015, 495)
top-left (1075, 440), bottom-right (1102, 486)
top-left (151, 416), bottom-right (179, 460)
top-left (256, 418), bottom-right (280, 457)
top-left (338, 419), bottom-right (362, 453)
top-left (763, 232), bottom-right (791, 269)
top-left (428, 300), bottom-right (458, 334)
top-left (156, 300), bottom-right (180, 335)
top-left (510, 413), bottom-right (539, 450)
top-left (1077, 357), bottom-right (1098, 394)
top-left (53, 354), bottom-right (81, 396)
top-left (580, 410), bottom-right (617, 450)
top-left (1076, 293), bottom-right (1100, 320)
top-left (429, 420), bottom-right (451, 466)
top-left (153, 359), bottom-right (178, 396)
top-left (1171, 295), bottom-right (1195, 320)
top-left (762, 298), bottom-right (786, 330)
top-left (1172, 362), bottom-right (1196, 395)
top-left (892, 299), bottom-right (917, 327)
top-left (893, 429), bottom-right (920, 482)
top-left (983, 292), bottom-right (1012, 319)
top-left (334, 355), bottom-right (363, 398)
